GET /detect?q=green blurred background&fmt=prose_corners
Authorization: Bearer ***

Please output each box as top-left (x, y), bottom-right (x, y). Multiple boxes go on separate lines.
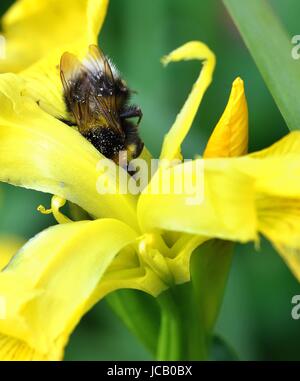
top-left (1, 0), bottom-right (300, 360)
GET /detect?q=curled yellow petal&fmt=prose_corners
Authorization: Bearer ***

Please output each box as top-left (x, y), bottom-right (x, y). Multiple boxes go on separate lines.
top-left (160, 41), bottom-right (216, 162)
top-left (0, 218), bottom-right (137, 360)
top-left (37, 196), bottom-right (71, 224)
top-left (203, 77), bottom-right (248, 158)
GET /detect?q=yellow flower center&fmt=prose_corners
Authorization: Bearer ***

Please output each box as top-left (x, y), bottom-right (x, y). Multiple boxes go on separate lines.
top-left (138, 234), bottom-right (174, 287)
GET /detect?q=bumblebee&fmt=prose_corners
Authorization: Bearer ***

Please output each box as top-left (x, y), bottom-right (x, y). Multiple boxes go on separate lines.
top-left (60, 45), bottom-right (144, 165)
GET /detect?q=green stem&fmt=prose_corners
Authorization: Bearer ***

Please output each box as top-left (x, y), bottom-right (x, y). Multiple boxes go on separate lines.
top-left (175, 283), bottom-right (208, 360)
top-left (156, 290), bottom-right (182, 360)
top-left (156, 285), bottom-right (208, 360)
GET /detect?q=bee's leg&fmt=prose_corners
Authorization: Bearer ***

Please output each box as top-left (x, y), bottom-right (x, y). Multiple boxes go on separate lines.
top-left (120, 105), bottom-right (143, 126)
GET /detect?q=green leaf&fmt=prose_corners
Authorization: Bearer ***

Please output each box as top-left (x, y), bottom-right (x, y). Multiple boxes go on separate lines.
top-left (223, 0), bottom-right (300, 131)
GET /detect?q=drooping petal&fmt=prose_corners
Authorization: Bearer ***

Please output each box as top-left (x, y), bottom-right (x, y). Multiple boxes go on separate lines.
top-left (0, 218), bottom-right (138, 360)
top-left (139, 131), bottom-right (300, 281)
top-left (203, 77), bottom-right (248, 158)
top-left (138, 158), bottom-right (257, 242)
top-left (0, 0), bottom-right (109, 73)
top-left (231, 147), bottom-right (300, 278)
top-left (256, 195), bottom-right (300, 280)
top-left (159, 41), bottom-right (216, 162)
top-left (0, 74), bottom-right (139, 230)
top-left (248, 130), bottom-right (300, 158)
top-left (248, 131), bottom-right (300, 280)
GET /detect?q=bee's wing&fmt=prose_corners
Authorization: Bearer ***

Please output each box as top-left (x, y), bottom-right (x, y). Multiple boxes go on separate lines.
top-left (84, 44), bottom-right (115, 84)
top-left (83, 45), bottom-right (122, 133)
top-left (60, 46), bottom-right (122, 135)
top-left (60, 51), bottom-right (92, 131)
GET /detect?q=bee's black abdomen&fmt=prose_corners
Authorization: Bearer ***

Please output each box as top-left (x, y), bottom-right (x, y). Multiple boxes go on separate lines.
top-left (83, 127), bottom-right (125, 159)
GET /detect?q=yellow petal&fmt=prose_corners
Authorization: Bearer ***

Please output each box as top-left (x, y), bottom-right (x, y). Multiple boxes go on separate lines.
top-left (236, 153), bottom-right (300, 277)
top-left (0, 218), bottom-right (138, 360)
top-left (241, 133), bottom-right (300, 199)
top-left (159, 41), bottom-right (216, 162)
top-left (0, 334), bottom-right (61, 360)
top-left (138, 159), bottom-right (257, 242)
top-left (248, 131), bottom-right (300, 280)
top-left (203, 77), bottom-right (248, 158)
top-left (249, 130), bottom-right (300, 158)
top-left (257, 195), bottom-right (300, 280)
top-left (0, 73), bottom-right (139, 230)
top-left (0, 236), bottom-right (24, 271)
top-left (20, 55), bottom-right (67, 120)
top-left (0, 0), bottom-right (108, 73)
top-left (18, 0), bottom-right (109, 119)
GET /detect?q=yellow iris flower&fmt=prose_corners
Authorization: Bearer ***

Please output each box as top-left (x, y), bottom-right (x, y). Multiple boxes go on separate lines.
top-left (0, 0), bottom-right (299, 360)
